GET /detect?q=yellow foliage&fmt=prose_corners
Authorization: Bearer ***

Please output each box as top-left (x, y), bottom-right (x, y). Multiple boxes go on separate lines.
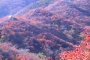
top-left (69, 28), bottom-right (75, 34)
top-left (79, 32), bottom-right (86, 38)
top-left (1, 35), bottom-right (5, 39)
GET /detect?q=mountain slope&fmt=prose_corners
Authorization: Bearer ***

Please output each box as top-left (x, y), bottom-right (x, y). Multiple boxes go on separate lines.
top-left (0, 0), bottom-right (90, 60)
top-left (0, 0), bottom-right (38, 17)
top-left (13, 0), bottom-right (56, 16)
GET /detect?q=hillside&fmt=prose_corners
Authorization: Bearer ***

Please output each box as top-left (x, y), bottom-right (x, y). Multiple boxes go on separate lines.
top-left (0, 0), bottom-right (38, 17)
top-left (0, 0), bottom-right (90, 60)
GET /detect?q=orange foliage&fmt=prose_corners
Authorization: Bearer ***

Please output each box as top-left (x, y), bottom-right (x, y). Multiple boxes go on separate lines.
top-left (15, 54), bottom-right (26, 60)
top-left (5, 58), bottom-right (8, 60)
top-left (11, 31), bottom-right (15, 35)
top-left (5, 24), bottom-right (11, 29)
top-left (60, 32), bottom-right (90, 60)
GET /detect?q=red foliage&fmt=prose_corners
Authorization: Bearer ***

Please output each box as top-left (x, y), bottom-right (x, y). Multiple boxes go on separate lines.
top-left (60, 32), bottom-right (90, 60)
top-left (1, 30), bottom-right (5, 35)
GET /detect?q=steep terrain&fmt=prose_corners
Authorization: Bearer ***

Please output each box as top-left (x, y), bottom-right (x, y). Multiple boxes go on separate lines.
top-left (0, 0), bottom-right (90, 60)
top-left (0, 0), bottom-right (38, 17)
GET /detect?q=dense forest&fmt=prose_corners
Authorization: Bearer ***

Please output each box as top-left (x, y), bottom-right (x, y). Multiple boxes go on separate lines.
top-left (0, 0), bottom-right (90, 60)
